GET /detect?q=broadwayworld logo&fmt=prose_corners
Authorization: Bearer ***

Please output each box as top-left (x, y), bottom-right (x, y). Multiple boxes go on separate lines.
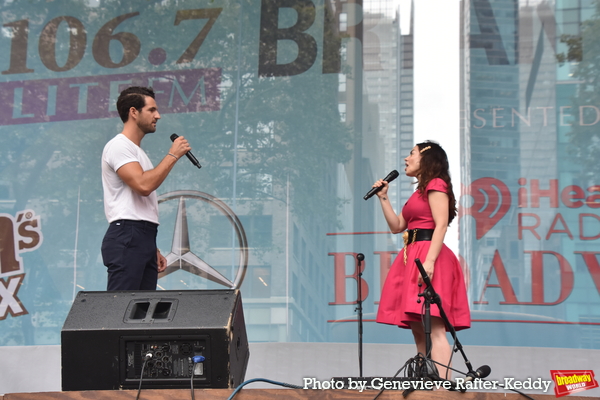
top-left (551, 370), bottom-right (599, 397)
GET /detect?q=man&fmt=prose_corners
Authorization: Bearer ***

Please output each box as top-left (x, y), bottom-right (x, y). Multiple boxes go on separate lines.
top-left (101, 86), bottom-right (191, 290)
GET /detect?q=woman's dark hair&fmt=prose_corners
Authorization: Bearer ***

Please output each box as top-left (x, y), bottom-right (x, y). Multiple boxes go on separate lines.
top-left (116, 86), bottom-right (155, 123)
top-left (415, 141), bottom-right (457, 225)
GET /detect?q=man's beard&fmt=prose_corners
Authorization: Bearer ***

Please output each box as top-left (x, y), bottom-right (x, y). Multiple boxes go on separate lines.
top-left (139, 121), bottom-right (156, 134)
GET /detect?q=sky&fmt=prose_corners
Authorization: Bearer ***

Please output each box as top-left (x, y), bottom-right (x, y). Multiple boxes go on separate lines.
top-left (412, 0), bottom-right (461, 252)
top-left (364, 0), bottom-right (461, 251)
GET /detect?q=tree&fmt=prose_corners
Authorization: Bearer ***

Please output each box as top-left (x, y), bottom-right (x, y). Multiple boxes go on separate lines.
top-left (557, 0), bottom-right (600, 182)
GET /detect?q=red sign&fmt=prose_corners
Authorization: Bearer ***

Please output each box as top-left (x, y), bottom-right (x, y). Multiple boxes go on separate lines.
top-left (550, 370), bottom-right (599, 397)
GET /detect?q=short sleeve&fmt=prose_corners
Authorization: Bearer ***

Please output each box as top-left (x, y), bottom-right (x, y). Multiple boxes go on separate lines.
top-left (104, 136), bottom-right (139, 172)
top-left (426, 178), bottom-right (447, 194)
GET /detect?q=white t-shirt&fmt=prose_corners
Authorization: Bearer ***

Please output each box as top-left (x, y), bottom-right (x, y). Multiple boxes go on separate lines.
top-left (101, 134), bottom-right (159, 224)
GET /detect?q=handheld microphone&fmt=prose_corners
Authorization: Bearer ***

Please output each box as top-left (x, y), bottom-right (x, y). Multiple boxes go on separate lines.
top-left (465, 365), bottom-right (491, 382)
top-left (170, 133), bottom-right (201, 169)
top-left (363, 170), bottom-right (399, 200)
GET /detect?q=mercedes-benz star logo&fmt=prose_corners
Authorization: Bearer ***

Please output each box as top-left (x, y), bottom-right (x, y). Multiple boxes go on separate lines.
top-left (157, 190), bottom-right (248, 289)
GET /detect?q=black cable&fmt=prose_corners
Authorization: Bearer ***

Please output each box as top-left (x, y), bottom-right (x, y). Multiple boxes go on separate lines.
top-left (190, 365), bottom-right (195, 400)
top-left (372, 353), bottom-right (463, 399)
top-left (190, 355), bottom-right (205, 400)
top-left (227, 378), bottom-right (303, 400)
top-left (373, 289), bottom-right (453, 400)
top-left (393, 269), bottom-right (534, 399)
top-left (426, 357), bottom-right (464, 378)
top-left (136, 353), bottom-right (153, 400)
top-left (371, 358), bottom-right (412, 400)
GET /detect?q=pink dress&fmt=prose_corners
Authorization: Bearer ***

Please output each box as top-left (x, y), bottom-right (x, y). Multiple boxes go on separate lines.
top-left (376, 178), bottom-right (471, 331)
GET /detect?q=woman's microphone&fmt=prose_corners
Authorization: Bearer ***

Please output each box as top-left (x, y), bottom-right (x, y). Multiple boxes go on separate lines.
top-left (363, 170), bottom-right (399, 200)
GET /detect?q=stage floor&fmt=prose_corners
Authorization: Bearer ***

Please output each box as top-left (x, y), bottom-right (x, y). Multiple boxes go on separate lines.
top-left (1, 389), bottom-right (595, 400)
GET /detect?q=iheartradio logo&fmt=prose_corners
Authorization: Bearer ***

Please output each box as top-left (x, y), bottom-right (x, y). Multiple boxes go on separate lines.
top-left (459, 177), bottom-right (511, 239)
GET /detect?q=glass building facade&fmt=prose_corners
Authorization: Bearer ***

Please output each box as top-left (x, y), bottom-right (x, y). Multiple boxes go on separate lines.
top-left (0, 0), bottom-right (597, 354)
top-left (461, 0), bottom-right (600, 348)
top-left (0, 0), bottom-right (413, 346)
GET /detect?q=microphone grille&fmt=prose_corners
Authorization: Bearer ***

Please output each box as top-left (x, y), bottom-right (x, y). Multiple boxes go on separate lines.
top-left (170, 133), bottom-right (179, 142)
top-left (478, 365), bottom-right (492, 378)
top-left (385, 170), bottom-right (399, 183)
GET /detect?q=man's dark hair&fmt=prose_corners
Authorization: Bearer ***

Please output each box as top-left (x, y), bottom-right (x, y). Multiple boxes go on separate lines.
top-left (116, 86), bottom-right (156, 123)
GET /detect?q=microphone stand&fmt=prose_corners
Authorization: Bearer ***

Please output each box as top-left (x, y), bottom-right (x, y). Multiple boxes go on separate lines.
top-left (356, 253), bottom-right (365, 378)
top-left (373, 258), bottom-right (489, 400)
top-left (403, 258), bottom-right (477, 396)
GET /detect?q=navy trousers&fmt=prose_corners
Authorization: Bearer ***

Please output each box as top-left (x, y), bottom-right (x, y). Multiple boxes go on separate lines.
top-left (101, 219), bottom-right (159, 291)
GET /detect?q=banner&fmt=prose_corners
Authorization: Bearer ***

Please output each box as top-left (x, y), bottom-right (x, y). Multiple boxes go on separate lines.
top-left (1, 0), bottom-right (598, 350)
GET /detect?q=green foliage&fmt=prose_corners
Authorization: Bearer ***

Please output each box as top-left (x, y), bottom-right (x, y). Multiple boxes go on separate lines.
top-left (557, 0), bottom-right (600, 182)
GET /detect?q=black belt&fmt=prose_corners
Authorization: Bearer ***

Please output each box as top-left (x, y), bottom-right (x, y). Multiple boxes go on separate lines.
top-left (405, 228), bottom-right (434, 245)
top-left (110, 219), bottom-right (158, 229)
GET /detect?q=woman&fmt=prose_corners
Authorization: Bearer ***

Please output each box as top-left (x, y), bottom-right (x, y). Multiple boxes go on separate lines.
top-left (372, 141), bottom-right (470, 380)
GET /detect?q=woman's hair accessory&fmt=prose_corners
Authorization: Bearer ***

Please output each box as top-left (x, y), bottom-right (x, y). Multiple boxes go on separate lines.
top-left (419, 145), bottom-right (431, 153)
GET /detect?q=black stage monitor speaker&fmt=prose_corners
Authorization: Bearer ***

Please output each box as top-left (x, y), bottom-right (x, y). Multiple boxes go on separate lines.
top-left (61, 289), bottom-right (249, 391)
